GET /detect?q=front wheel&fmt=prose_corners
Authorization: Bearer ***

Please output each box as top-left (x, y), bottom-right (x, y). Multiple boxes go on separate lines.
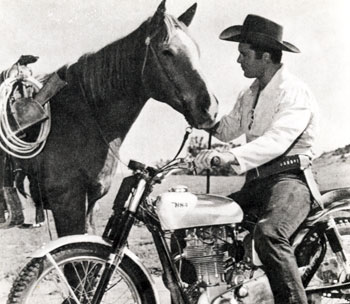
top-left (7, 242), bottom-right (157, 304)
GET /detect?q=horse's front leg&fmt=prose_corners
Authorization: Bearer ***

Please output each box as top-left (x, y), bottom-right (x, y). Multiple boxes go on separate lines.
top-left (47, 178), bottom-right (87, 237)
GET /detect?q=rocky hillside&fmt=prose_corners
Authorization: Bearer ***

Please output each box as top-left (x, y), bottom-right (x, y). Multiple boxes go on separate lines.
top-left (313, 144), bottom-right (350, 191)
top-left (315, 144), bottom-right (350, 166)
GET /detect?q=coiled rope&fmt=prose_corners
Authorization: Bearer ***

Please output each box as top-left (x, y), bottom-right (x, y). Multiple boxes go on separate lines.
top-left (0, 76), bottom-right (51, 159)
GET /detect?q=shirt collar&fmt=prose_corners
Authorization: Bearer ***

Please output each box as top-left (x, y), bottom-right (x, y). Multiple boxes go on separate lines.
top-left (249, 64), bottom-right (287, 95)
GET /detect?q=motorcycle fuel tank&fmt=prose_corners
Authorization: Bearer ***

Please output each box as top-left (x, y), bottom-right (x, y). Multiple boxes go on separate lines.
top-left (156, 185), bottom-right (243, 230)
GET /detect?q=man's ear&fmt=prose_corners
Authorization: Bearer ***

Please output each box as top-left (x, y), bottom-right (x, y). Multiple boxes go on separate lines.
top-left (262, 52), bottom-right (272, 63)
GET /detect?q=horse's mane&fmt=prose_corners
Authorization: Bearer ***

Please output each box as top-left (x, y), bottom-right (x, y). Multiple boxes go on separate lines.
top-left (76, 21), bottom-right (148, 103)
top-left (67, 14), bottom-right (186, 105)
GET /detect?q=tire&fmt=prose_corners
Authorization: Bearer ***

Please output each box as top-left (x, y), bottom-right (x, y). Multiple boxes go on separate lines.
top-left (7, 242), bottom-right (157, 304)
top-left (307, 217), bottom-right (350, 304)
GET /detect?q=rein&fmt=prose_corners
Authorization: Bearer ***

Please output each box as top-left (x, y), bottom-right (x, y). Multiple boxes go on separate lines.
top-left (77, 80), bottom-right (129, 168)
top-left (139, 18), bottom-right (197, 167)
top-left (78, 17), bottom-right (194, 169)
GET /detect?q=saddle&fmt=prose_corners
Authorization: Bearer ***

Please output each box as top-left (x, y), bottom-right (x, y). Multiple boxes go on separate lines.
top-left (0, 56), bottom-right (67, 228)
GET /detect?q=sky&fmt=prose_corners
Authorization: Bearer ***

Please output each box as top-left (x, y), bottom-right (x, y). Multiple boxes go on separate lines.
top-left (0, 0), bottom-right (349, 168)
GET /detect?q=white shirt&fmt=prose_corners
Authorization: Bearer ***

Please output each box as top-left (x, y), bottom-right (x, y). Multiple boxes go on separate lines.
top-left (214, 65), bottom-right (319, 174)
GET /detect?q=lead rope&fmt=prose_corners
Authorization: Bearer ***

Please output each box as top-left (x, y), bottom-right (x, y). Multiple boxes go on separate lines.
top-left (35, 158), bottom-right (54, 240)
top-left (170, 126), bottom-right (192, 161)
top-left (206, 132), bottom-right (212, 194)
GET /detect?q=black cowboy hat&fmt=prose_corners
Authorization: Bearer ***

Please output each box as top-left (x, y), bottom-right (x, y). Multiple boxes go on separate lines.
top-left (219, 14), bottom-right (300, 53)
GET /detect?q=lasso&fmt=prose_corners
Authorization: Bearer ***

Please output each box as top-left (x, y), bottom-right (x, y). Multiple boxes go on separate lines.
top-left (0, 76), bottom-right (51, 159)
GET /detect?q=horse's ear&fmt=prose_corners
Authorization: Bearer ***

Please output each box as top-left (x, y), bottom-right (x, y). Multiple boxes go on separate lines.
top-left (150, 0), bottom-right (166, 27)
top-left (178, 3), bottom-right (197, 27)
top-left (156, 0), bottom-right (166, 14)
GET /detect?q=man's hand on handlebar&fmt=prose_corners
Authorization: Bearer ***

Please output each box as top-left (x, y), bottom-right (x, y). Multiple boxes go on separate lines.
top-left (194, 149), bottom-right (238, 171)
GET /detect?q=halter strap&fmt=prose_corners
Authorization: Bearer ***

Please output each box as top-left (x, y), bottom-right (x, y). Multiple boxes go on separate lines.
top-left (140, 20), bottom-right (190, 114)
top-left (141, 37), bottom-right (151, 77)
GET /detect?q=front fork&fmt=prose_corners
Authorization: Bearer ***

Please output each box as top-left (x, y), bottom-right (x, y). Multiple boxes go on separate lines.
top-left (91, 211), bottom-right (135, 304)
top-left (325, 216), bottom-right (350, 278)
top-left (92, 178), bottom-right (147, 304)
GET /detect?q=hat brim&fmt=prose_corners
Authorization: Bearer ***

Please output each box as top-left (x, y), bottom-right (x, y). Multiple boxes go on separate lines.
top-left (219, 25), bottom-right (300, 53)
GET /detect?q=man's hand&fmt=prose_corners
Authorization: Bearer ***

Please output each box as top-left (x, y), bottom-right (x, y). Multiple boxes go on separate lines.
top-left (194, 149), bottom-right (238, 171)
top-left (5, 55), bottom-right (39, 79)
top-left (7, 64), bottom-right (33, 79)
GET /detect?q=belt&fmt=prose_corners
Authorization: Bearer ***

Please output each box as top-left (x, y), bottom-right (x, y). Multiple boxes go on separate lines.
top-left (246, 155), bottom-right (323, 208)
top-left (246, 155), bottom-right (304, 182)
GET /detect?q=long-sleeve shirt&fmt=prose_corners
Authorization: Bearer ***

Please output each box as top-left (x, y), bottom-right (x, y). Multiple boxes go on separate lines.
top-left (214, 65), bottom-right (319, 174)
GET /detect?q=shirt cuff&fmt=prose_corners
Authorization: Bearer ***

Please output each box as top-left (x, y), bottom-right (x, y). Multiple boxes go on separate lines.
top-left (229, 150), bottom-right (247, 175)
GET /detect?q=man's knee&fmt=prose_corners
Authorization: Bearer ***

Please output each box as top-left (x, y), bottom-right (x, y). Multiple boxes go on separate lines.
top-left (254, 220), bottom-right (281, 256)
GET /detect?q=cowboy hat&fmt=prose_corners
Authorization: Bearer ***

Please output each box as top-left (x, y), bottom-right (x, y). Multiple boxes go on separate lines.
top-left (219, 14), bottom-right (300, 53)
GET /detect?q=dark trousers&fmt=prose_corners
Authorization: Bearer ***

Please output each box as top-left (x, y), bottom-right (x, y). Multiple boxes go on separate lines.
top-left (229, 171), bottom-right (311, 304)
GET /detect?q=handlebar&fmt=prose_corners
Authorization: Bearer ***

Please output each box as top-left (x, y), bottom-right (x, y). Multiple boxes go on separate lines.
top-left (128, 155), bottom-right (221, 185)
top-left (128, 157), bottom-right (195, 181)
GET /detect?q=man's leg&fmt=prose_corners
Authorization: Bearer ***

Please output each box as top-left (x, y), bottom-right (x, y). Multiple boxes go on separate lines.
top-left (254, 173), bottom-right (311, 304)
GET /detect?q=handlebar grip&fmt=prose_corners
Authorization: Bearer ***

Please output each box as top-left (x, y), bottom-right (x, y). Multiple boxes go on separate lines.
top-left (210, 156), bottom-right (221, 167)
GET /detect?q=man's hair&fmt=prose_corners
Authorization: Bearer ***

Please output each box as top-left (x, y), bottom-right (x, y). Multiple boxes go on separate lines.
top-left (249, 44), bottom-right (283, 64)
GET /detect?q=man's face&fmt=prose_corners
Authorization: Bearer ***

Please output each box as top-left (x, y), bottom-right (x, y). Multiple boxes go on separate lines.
top-left (237, 43), bottom-right (264, 79)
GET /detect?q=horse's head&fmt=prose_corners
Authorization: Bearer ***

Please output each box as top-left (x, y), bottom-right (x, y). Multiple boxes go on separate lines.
top-left (141, 1), bottom-right (218, 129)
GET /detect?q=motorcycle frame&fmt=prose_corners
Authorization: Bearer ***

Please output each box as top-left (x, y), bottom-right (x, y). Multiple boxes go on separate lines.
top-left (30, 165), bottom-right (350, 303)
top-left (92, 170), bottom-right (190, 304)
top-left (98, 169), bottom-right (350, 304)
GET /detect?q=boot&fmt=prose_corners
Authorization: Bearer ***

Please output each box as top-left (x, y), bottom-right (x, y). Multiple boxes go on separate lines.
top-left (0, 189), bottom-right (7, 223)
top-left (4, 187), bottom-right (24, 226)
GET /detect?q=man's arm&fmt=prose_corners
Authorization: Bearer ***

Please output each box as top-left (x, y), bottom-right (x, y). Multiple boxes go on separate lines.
top-left (209, 91), bottom-right (246, 142)
top-left (230, 87), bottom-right (316, 174)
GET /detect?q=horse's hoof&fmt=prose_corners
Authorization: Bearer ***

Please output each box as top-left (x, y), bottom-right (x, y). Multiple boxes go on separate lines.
top-left (19, 222), bottom-right (45, 229)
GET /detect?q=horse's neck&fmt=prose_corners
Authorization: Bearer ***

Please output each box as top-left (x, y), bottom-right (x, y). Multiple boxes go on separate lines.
top-left (76, 24), bottom-right (150, 141)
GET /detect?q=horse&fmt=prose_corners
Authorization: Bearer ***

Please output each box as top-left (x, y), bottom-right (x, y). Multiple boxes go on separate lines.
top-left (17, 0), bottom-right (218, 237)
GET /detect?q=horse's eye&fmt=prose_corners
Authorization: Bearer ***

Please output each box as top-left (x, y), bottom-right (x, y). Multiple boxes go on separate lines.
top-left (162, 47), bottom-right (176, 57)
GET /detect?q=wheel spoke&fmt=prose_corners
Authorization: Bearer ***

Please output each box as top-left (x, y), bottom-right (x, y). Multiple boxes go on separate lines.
top-left (12, 254), bottom-right (145, 304)
top-left (46, 253), bottom-right (81, 304)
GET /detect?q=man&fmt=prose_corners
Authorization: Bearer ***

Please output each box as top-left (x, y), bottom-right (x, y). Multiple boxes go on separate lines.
top-left (0, 55), bottom-right (65, 227)
top-left (195, 15), bottom-right (319, 304)
top-left (0, 56), bottom-right (39, 225)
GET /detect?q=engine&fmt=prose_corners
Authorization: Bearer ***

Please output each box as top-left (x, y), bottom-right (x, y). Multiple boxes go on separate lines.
top-left (183, 226), bottom-right (232, 286)
top-left (176, 225), bottom-right (273, 304)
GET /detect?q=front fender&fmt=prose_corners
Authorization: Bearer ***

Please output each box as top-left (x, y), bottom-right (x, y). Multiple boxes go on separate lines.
top-left (32, 235), bottom-right (111, 258)
top-left (31, 234), bottom-right (160, 304)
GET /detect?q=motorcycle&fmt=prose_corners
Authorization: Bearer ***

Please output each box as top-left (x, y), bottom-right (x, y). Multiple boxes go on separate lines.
top-left (7, 157), bottom-right (350, 304)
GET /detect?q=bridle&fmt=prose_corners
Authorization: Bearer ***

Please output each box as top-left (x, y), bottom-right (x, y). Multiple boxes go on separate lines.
top-left (140, 17), bottom-right (193, 117)
top-left (78, 16), bottom-right (197, 168)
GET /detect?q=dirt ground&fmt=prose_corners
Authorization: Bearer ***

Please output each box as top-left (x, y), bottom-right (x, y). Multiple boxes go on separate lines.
top-left (0, 162), bottom-right (349, 302)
